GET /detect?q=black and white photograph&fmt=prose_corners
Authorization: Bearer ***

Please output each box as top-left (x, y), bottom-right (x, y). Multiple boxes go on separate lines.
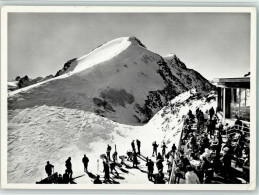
top-left (0, 6), bottom-right (256, 190)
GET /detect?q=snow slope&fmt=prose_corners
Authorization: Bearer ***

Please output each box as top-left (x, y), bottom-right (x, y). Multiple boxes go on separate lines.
top-left (7, 90), bottom-right (216, 183)
top-left (8, 37), bottom-right (214, 124)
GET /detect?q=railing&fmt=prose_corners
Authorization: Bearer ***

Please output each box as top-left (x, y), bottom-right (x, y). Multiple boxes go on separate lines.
top-left (168, 122), bottom-right (187, 184)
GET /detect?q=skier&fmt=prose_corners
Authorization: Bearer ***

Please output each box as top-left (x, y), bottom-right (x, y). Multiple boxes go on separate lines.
top-left (82, 154), bottom-right (89, 173)
top-left (146, 159), bottom-right (154, 181)
top-left (136, 139), bottom-right (141, 154)
top-left (152, 141), bottom-right (159, 157)
top-left (131, 140), bottom-right (136, 153)
top-left (65, 157), bottom-right (73, 179)
top-left (45, 161), bottom-right (54, 177)
top-left (161, 142), bottom-right (167, 157)
top-left (106, 144), bottom-right (112, 161)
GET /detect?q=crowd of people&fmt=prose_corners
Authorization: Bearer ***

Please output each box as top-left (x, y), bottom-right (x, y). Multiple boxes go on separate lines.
top-left (39, 107), bottom-right (249, 185)
top-left (169, 107), bottom-right (250, 184)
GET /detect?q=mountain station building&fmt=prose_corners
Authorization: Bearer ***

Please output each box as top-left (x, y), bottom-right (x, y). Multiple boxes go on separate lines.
top-left (213, 77), bottom-right (250, 122)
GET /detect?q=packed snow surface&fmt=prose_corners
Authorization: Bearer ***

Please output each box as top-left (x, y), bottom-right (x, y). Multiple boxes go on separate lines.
top-left (8, 91), bottom-right (216, 183)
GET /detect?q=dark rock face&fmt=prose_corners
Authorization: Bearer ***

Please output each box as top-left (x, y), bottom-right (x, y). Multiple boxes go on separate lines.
top-left (100, 89), bottom-right (135, 108)
top-left (133, 54), bottom-right (215, 122)
top-left (55, 58), bottom-right (77, 77)
top-left (93, 97), bottom-right (115, 112)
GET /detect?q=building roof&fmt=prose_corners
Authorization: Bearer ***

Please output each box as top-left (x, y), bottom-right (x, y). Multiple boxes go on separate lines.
top-left (212, 77), bottom-right (250, 88)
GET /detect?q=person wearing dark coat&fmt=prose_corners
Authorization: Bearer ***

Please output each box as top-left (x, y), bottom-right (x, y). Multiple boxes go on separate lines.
top-left (221, 150), bottom-right (232, 180)
top-left (106, 145), bottom-right (112, 161)
top-left (161, 142), bottom-right (167, 157)
top-left (93, 175), bottom-right (102, 184)
top-left (63, 170), bottom-right (70, 184)
top-left (136, 139), bottom-right (141, 154)
top-left (209, 107), bottom-right (215, 120)
top-left (146, 159), bottom-right (154, 181)
top-left (172, 144), bottom-right (177, 154)
top-left (155, 170), bottom-right (165, 184)
top-left (65, 157), bottom-right (73, 179)
top-left (152, 141), bottom-right (159, 157)
top-left (131, 140), bottom-right (136, 153)
top-left (45, 161), bottom-right (54, 177)
top-left (156, 153), bottom-right (164, 172)
top-left (112, 151), bottom-right (118, 162)
top-left (82, 154), bottom-right (89, 173)
top-left (103, 161), bottom-right (110, 181)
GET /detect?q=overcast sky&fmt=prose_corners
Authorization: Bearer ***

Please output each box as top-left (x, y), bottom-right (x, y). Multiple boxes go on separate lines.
top-left (8, 12), bottom-right (250, 80)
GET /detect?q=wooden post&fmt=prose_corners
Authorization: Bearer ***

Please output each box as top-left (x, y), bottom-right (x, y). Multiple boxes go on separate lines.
top-left (223, 88), bottom-right (226, 121)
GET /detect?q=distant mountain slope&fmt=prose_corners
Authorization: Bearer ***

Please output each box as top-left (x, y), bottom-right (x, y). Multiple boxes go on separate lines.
top-left (8, 36), bottom-right (214, 124)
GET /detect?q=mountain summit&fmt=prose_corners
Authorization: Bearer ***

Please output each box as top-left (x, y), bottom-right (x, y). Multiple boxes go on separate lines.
top-left (9, 36), bottom-right (214, 124)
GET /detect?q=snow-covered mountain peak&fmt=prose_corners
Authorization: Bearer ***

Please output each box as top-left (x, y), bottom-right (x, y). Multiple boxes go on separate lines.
top-left (8, 37), bottom-right (214, 124)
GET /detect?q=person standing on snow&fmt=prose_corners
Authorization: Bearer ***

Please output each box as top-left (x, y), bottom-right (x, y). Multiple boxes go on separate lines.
top-left (136, 139), bottom-right (141, 154)
top-left (161, 142), bottom-right (167, 157)
top-left (171, 143), bottom-right (177, 156)
top-left (106, 144), bottom-right (112, 161)
top-left (82, 154), bottom-right (89, 173)
top-left (146, 159), bottom-right (154, 181)
top-left (65, 157), bottom-right (73, 179)
top-left (152, 141), bottom-right (159, 157)
top-left (131, 140), bottom-right (136, 153)
top-left (103, 161), bottom-right (110, 181)
top-left (45, 161), bottom-right (54, 177)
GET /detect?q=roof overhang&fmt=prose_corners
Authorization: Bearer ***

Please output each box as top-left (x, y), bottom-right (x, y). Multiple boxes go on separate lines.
top-left (212, 77), bottom-right (250, 89)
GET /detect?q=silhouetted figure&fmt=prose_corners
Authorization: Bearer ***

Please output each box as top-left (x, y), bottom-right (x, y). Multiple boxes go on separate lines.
top-left (171, 143), bottom-right (177, 156)
top-left (132, 152), bottom-right (138, 168)
top-left (82, 154), bottom-right (89, 173)
top-left (161, 142), bottom-right (167, 157)
top-left (93, 175), bottom-right (102, 184)
top-left (112, 151), bottom-right (118, 163)
top-left (152, 141), bottom-right (159, 157)
top-left (65, 157), bottom-right (73, 179)
top-left (209, 107), bottom-right (215, 120)
top-left (56, 174), bottom-right (63, 184)
top-left (155, 169), bottom-right (165, 184)
top-left (131, 140), bottom-right (136, 153)
top-left (106, 144), bottom-right (112, 161)
top-left (221, 150), bottom-right (232, 180)
top-left (103, 161), bottom-right (110, 181)
top-left (136, 139), bottom-right (141, 154)
top-left (146, 159), bottom-right (154, 181)
top-left (63, 170), bottom-right (70, 184)
top-left (156, 153), bottom-right (164, 172)
top-left (45, 161), bottom-right (54, 177)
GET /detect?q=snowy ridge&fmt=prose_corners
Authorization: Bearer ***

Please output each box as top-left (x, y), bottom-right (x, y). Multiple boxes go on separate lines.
top-left (72, 37), bottom-right (131, 73)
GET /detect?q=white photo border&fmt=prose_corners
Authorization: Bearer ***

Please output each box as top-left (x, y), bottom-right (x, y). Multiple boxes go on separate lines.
top-left (0, 6), bottom-right (257, 190)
